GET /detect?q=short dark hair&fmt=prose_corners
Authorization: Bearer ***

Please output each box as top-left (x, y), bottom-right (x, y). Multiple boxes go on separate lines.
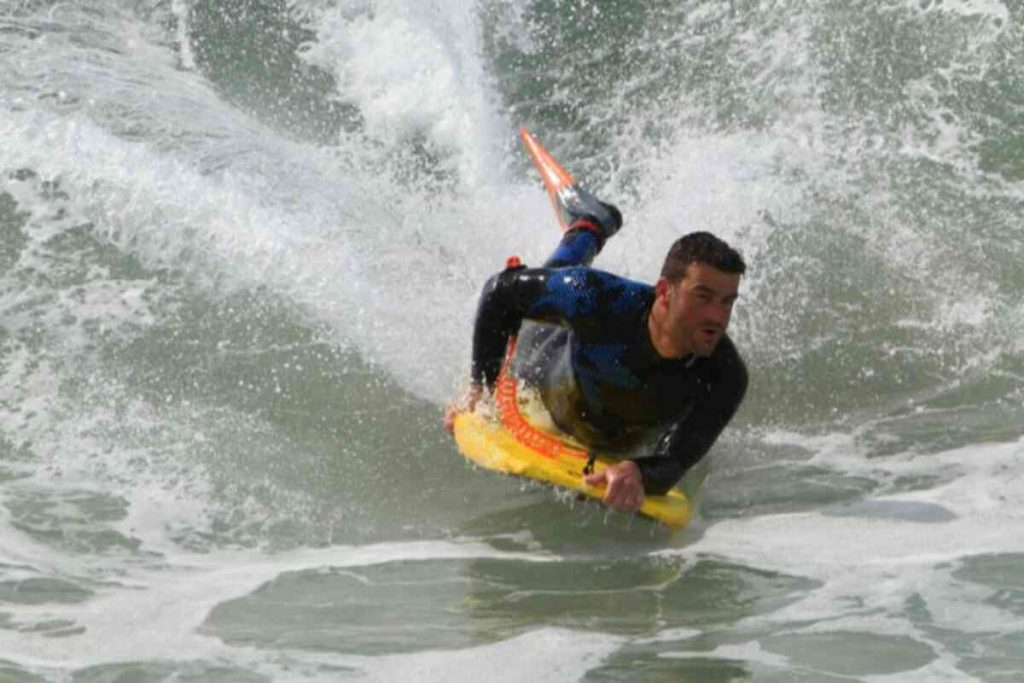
top-left (660, 232), bottom-right (746, 282)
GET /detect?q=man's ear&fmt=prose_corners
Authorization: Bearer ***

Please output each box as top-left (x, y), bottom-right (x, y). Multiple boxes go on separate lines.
top-left (654, 277), bottom-right (671, 302)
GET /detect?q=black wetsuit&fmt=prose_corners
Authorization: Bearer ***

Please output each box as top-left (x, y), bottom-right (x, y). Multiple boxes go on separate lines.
top-left (470, 229), bottom-right (747, 495)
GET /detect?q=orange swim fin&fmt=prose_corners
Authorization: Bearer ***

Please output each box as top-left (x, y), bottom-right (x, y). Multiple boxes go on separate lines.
top-left (519, 127), bottom-right (578, 231)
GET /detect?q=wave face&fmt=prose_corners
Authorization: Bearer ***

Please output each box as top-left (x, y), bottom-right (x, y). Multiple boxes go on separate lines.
top-left (1, 0), bottom-right (1022, 679)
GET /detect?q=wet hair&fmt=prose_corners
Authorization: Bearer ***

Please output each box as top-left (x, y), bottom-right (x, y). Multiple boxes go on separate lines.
top-left (660, 232), bottom-right (746, 282)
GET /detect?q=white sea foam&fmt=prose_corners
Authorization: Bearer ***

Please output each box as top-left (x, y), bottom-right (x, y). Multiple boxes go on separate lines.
top-left (0, 535), bottom-right (554, 670)
top-left (653, 435), bottom-right (1024, 675)
top-left (345, 628), bottom-right (625, 683)
top-left (2, 1), bottom-right (1022, 679)
top-left (906, 0), bottom-right (1010, 22)
top-left (170, 0), bottom-right (197, 70)
top-left (299, 0), bottom-right (507, 188)
top-left (0, 107), bottom-right (493, 401)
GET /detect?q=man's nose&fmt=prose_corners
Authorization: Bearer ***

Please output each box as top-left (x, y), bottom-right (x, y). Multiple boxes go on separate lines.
top-left (707, 301), bottom-right (729, 326)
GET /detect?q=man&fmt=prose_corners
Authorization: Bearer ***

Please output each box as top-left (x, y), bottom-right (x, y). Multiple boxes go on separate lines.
top-left (444, 190), bottom-right (747, 514)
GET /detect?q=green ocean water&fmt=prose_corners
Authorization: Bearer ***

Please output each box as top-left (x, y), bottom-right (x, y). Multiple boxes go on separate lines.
top-left (1, 0), bottom-right (1023, 680)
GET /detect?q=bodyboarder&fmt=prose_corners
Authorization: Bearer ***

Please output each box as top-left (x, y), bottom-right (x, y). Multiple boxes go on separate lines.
top-left (444, 176), bottom-right (748, 514)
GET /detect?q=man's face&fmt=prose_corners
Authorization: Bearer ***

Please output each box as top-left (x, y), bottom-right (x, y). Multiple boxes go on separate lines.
top-left (662, 263), bottom-right (741, 357)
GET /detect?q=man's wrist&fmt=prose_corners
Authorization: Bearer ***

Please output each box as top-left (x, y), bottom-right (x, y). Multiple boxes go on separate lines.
top-left (625, 460), bottom-right (644, 485)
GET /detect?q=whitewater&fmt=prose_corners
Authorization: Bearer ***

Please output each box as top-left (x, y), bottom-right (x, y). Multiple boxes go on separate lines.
top-left (1, 0), bottom-right (1022, 680)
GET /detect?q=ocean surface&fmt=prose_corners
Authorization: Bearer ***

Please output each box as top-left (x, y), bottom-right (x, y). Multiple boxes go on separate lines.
top-left (1, 0), bottom-right (1023, 680)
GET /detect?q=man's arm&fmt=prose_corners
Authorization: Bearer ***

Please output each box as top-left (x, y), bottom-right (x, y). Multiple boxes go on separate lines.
top-left (445, 262), bottom-right (604, 434)
top-left (446, 267), bottom-right (546, 434)
top-left (470, 265), bottom-right (595, 389)
top-left (632, 355), bottom-right (748, 495)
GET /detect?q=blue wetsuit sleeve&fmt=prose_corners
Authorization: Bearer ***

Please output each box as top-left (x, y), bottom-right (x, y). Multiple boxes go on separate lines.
top-left (470, 228), bottom-right (602, 387)
top-left (470, 266), bottom-right (592, 388)
top-left (631, 354), bottom-right (748, 495)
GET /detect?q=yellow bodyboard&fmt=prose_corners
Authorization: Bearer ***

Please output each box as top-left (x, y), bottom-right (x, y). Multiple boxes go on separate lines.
top-left (450, 128), bottom-right (691, 528)
top-left (453, 411), bottom-right (691, 528)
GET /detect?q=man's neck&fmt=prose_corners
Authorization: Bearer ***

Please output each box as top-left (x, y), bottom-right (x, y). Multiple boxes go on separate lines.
top-left (647, 307), bottom-right (691, 360)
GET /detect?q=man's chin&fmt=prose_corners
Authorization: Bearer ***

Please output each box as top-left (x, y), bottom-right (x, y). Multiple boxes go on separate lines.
top-left (693, 335), bottom-right (720, 356)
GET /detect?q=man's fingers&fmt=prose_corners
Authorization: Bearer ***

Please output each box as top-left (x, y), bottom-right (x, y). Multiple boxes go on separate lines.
top-left (443, 386), bottom-right (485, 435)
top-left (442, 403), bottom-right (460, 434)
top-left (611, 491), bottom-right (641, 512)
top-left (583, 465), bottom-right (643, 512)
top-left (605, 477), bottom-right (632, 511)
top-left (602, 469), bottom-right (643, 512)
top-left (605, 475), bottom-right (623, 500)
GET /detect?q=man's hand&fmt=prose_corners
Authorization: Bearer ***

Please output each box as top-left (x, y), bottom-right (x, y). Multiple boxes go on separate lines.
top-left (443, 384), bottom-right (483, 434)
top-left (583, 460), bottom-right (644, 513)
